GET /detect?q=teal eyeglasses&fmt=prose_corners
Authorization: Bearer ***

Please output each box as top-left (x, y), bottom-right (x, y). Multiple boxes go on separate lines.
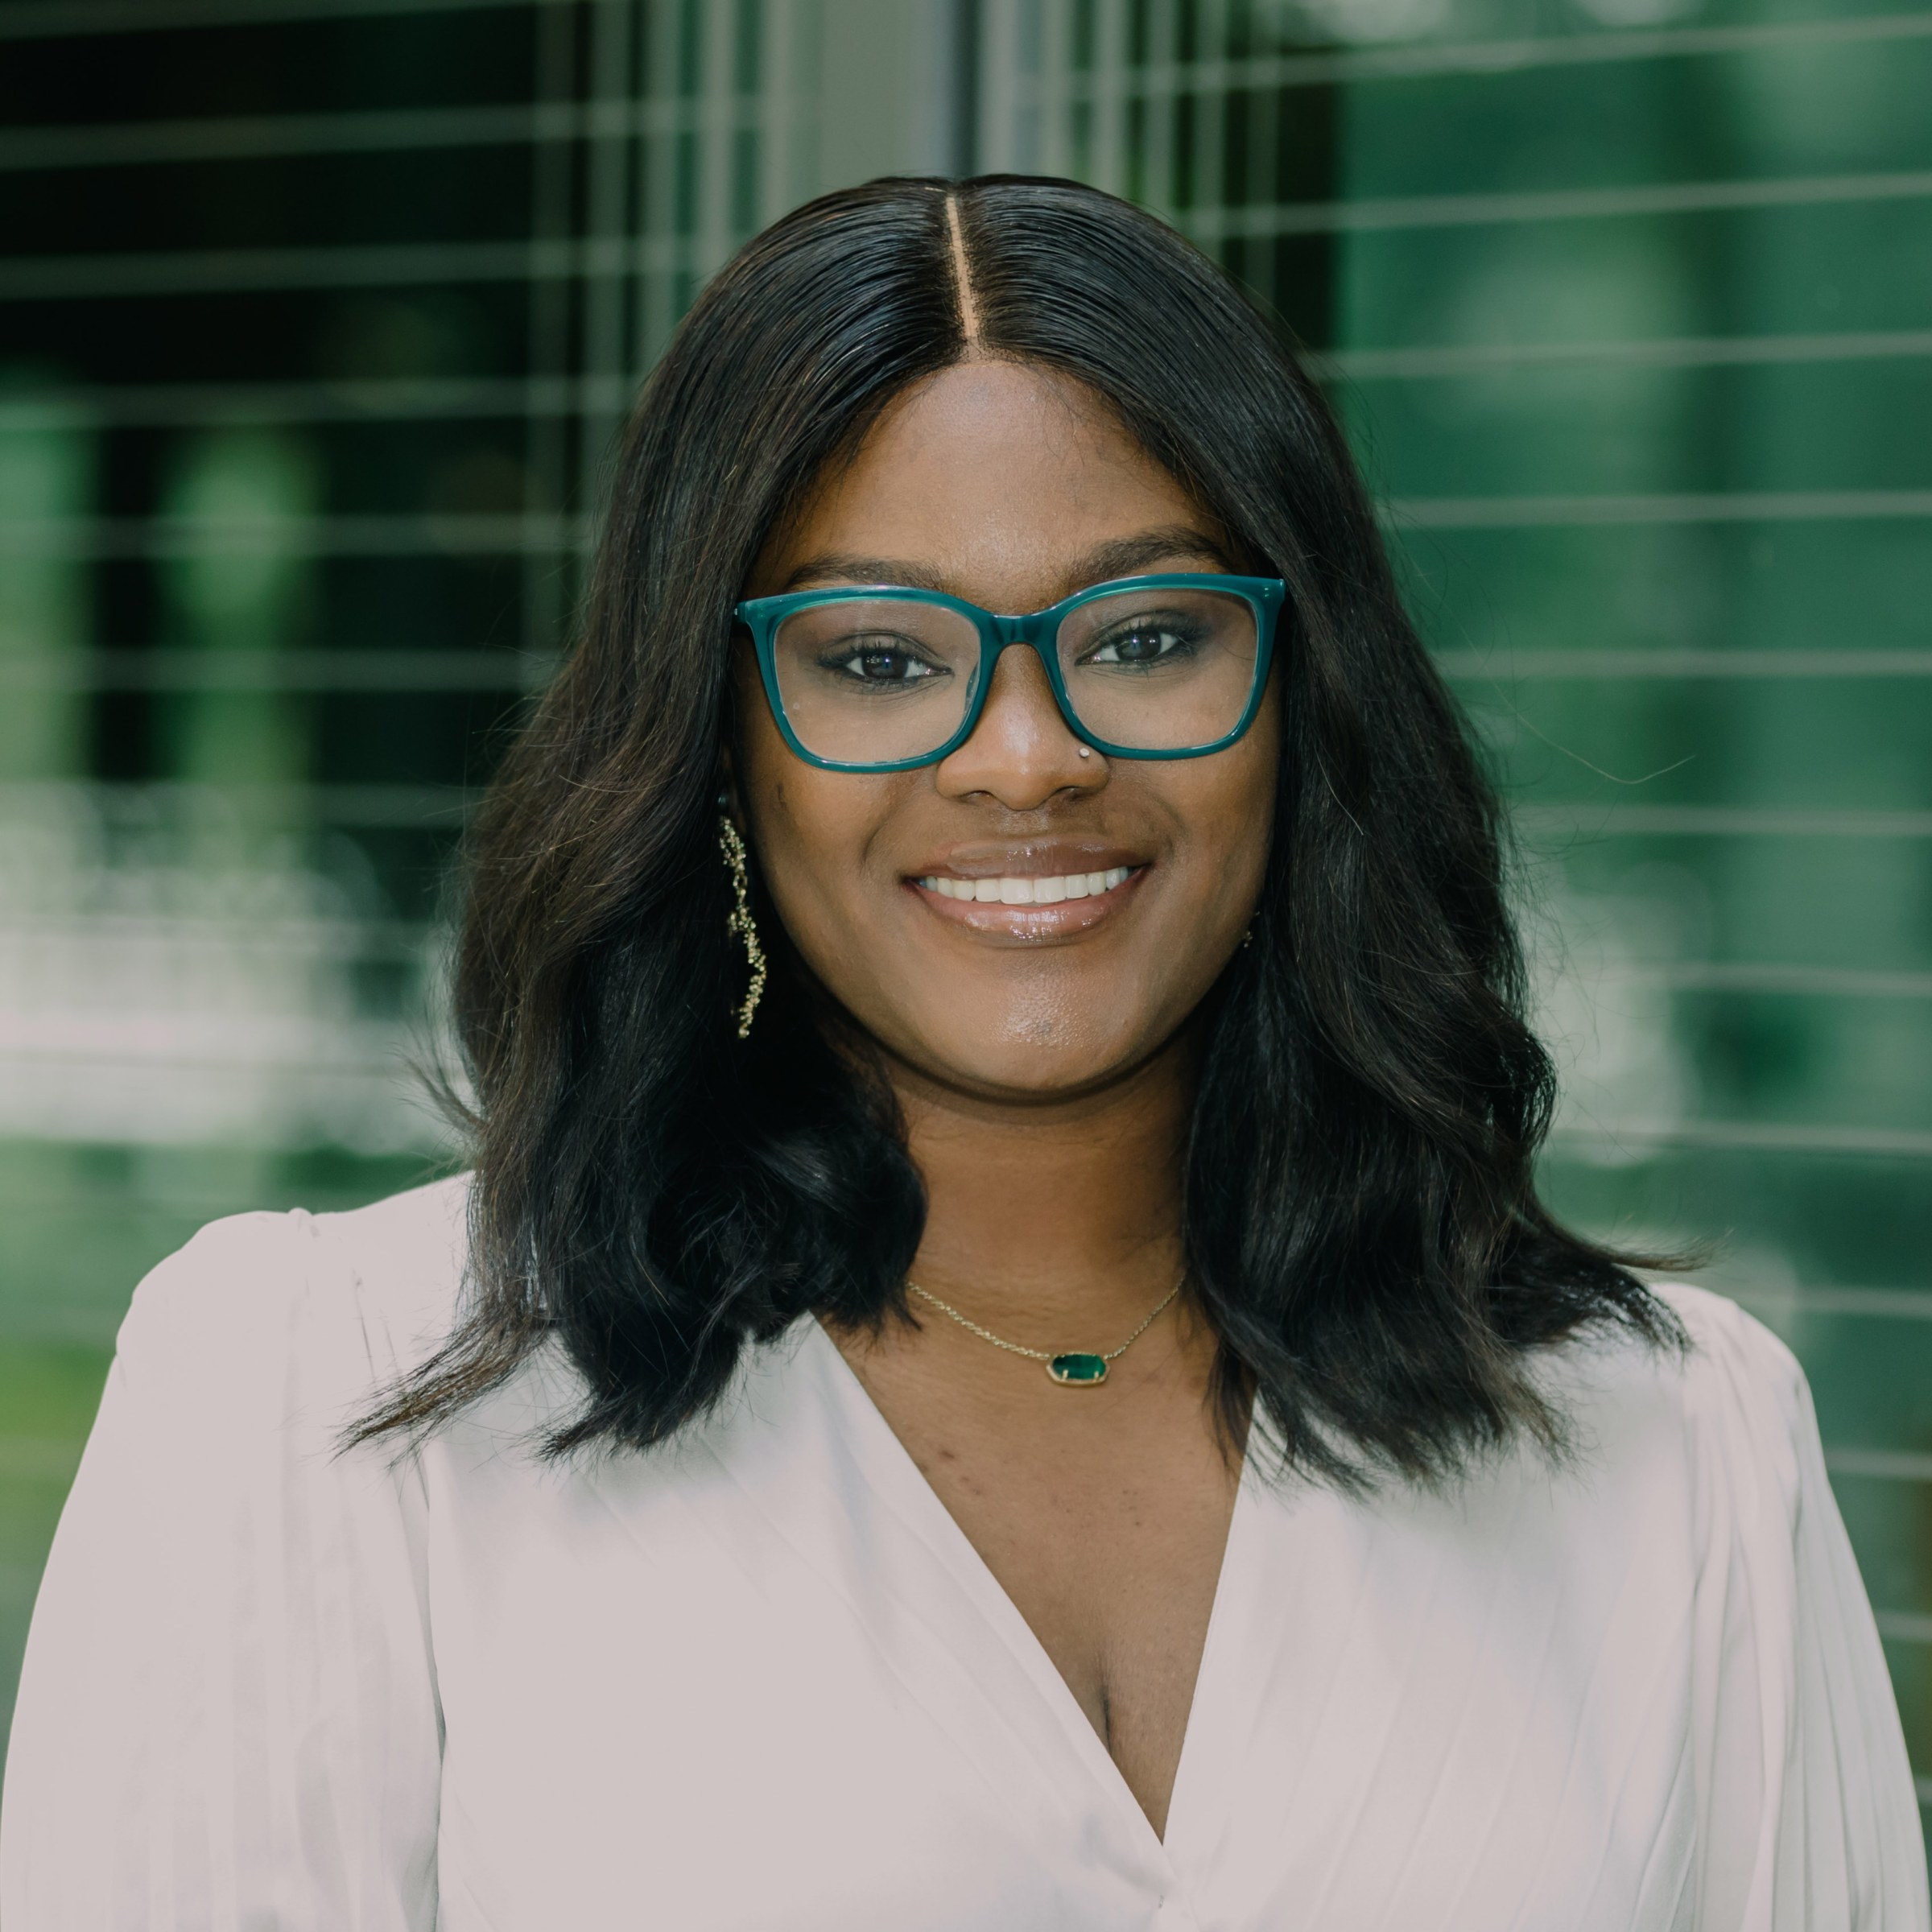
top-left (734, 572), bottom-right (1286, 773)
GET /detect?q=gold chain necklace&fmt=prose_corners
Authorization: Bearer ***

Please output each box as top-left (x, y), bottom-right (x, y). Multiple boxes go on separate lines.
top-left (904, 1278), bottom-right (1184, 1387)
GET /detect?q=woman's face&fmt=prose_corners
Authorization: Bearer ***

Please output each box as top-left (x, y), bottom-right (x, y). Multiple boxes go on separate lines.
top-left (735, 359), bottom-right (1278, 1103)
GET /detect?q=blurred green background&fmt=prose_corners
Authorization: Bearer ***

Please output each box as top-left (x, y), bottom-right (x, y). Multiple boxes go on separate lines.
top-left (2, 0), bottom-right (1928, 1851)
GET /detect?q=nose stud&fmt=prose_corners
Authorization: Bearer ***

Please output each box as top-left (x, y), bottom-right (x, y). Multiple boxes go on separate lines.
top-left (1078, 746), bottom-right (1093, 760)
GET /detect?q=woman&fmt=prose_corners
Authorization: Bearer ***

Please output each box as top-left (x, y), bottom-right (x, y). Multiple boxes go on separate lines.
top-left (2, 177), bottom-right (1923, 1930)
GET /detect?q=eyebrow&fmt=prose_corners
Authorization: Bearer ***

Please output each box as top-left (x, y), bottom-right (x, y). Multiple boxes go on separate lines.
top-left (774, 524), bottom-right (1238, 602)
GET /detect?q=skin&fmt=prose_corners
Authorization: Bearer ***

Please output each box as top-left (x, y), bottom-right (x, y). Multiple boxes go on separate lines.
top-left (733, 358), bottom-right (1279, 1839)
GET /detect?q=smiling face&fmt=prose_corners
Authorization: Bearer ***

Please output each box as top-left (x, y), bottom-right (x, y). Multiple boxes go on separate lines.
top-left (733, 358), bottom-right (1279, 1104)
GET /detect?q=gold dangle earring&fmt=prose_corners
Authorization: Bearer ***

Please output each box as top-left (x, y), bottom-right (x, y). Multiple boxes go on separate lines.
top-left (718, 814), bottom-right (767, 1038)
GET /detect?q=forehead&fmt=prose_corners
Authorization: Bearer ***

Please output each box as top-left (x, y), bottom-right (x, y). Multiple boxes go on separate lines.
top-left (753, 360), bottom-right (1220, 609)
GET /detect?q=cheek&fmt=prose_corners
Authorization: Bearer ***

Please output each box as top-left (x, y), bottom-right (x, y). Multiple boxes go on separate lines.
top-left (1221, 686), bottom-right (1282, 888)
top-left (750, 771), bottom-right (862, 913)
top-left (1165, 720), bottom-right (1279, 914)
top-left (737, 724), bottom-right (899, 970)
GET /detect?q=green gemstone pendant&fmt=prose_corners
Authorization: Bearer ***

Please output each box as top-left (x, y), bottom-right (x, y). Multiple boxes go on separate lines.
top-left (1046, 1352), bottom-right (1109, 1387)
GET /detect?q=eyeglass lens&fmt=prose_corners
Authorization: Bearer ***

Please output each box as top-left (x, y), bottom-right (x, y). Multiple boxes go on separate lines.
top-left (769, 586), bottom-right (1260, 766)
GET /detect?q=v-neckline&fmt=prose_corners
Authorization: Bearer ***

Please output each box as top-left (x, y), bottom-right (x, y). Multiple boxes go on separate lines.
top-left (802, 1314), bottom-right (1258, 1868)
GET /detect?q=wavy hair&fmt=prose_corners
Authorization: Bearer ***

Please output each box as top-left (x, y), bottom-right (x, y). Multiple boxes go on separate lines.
top-left (349, 175), bottom-right (1679, 1488)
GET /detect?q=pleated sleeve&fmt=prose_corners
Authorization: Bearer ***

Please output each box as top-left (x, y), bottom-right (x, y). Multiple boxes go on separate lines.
top-left (0, 1191), bottom-right (456, 1930)
top-left (1669, 1285), bottom-right (1930, 1930)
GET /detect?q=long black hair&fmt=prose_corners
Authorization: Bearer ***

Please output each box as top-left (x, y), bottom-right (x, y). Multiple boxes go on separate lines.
top-left (349, 175), bottom-right (1678, 1488)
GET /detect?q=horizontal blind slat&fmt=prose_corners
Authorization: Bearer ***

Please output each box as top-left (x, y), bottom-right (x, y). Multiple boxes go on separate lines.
top-left (0, 94), bottom-right (761, 173)
top-left (1315, 328), bottom-right (1932, 378)
top-left (0, 0), bottom-right (570, 44)
top-left (1187, 169), bottom-right (1932, 237)
top-left (1389, 490), bottom-right (1932, 527)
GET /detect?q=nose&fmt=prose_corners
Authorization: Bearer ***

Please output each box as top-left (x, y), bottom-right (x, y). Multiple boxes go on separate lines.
top-left (933, 643), bottom-right (1103, 810)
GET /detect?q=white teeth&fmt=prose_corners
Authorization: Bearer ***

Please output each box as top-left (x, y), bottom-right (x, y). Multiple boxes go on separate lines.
top-left (919, 867), bottom-right (1132, 904)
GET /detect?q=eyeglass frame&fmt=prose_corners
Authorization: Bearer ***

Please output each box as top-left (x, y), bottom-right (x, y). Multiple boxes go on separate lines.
top-left (732, 571), bottom-right (1287, 774)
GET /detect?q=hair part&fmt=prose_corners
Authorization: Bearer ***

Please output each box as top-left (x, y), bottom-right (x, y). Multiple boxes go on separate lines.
top-left (943, 189), bottom-right (983, 347)
top-left (346, 175), bottom-right (1682, 1490)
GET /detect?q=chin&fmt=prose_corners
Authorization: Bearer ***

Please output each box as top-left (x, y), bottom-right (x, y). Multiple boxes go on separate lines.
top-left (905, 1012), bottom-right (1158, 1101)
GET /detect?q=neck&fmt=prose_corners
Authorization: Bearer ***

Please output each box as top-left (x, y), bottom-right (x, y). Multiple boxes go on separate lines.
top-left (890, 1031), bottom-right (1195, 1348)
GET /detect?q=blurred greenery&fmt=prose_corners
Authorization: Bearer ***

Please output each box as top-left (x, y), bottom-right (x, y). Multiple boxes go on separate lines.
top-left (0, 1339), bottom-right (106, 1728)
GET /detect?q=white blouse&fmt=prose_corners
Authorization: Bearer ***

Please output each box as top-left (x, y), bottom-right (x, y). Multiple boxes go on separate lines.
top-left (2, 1177), bottom-right (1925, 1930)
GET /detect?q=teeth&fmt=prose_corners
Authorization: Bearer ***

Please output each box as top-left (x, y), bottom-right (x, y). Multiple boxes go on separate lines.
top-left (917, 867), bottom-right (1132, 904)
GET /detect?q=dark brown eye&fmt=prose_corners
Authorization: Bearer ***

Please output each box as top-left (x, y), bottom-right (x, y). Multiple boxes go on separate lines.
top-left (818, 637), bottom-right (945, 684)
top-left (1082, 613), bottom-right (1205, 668)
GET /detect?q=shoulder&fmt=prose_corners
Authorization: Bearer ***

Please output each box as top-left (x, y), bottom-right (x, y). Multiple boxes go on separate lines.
top-left (1651, 1278), bottom-right (1802, 1390)
top-left (114, 1173), bottom-right (473, 1447)
top-left (1646, 1280), bottom-right (1807, 1463)
top-left (1547, 1281), bottom-right (1814, 1550)
top-left (1550, 1279), bottom-right (1805, 1435)
top-left (4, 1187), bottom-right (458, 1921)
